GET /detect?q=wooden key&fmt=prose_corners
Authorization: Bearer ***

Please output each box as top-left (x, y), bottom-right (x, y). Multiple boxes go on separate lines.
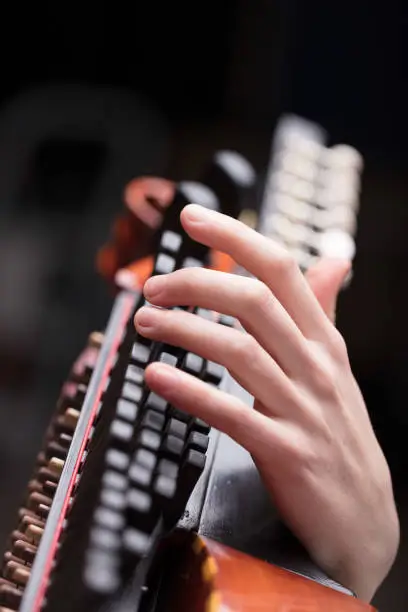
top-left (37, 504), bottom-right (50, 520)
top-left (0, 583), bottom-right (22, 608)
top-left (38, 466), bottom-right (60, 484)
top-left (10, 530), bottom-right (28, 544)
top-left (12, 566), bottom-right (30, 587)
top-left (28, 492), bottom-right (52, 512)
top-left (2, 553), bottom-right (22, 567)
top-left (64, 408), bottom-right (80, 430)
top-left (42, 480), bottom-right (57, 497)
top-left (12, 541), bottom-right (36, 565)
top-left (89, 331), bottom-right (104, 348)
top-left (27, 479), bottom-right (43, 494)
top-left (48, 457), bottom-right (65, 477)
top-left (17, 508), bottom-right (37, 520)
top-left (26, 525), bottom-right (43, 546)
top-left (20, 514), bottom-right (45, 531)
top-left (4, 560), bottom-right (22, 581)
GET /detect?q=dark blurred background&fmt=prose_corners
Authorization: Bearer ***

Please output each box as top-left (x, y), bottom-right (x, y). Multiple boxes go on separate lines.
top-left (0, 0), bottom-right (407, 608)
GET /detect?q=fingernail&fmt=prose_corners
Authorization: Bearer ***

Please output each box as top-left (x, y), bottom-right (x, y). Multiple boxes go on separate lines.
top-left (183, 203), bottom-right (210, 223)
top-left (143, 275), bottom-right (165, 300)
top-left (148, 362), bottom-right (180, 386)
top-left (134, 306), bottom-right (157, 330)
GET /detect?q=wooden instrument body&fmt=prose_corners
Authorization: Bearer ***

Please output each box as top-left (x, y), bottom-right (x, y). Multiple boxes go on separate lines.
top-left (147, 533), bottom-right (375, 612)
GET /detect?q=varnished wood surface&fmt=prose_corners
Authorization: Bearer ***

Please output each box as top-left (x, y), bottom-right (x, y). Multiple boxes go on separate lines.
top-left (202, 536), bottom-right (376, 611)
top-left (166, 533), bottom-right (376, 612)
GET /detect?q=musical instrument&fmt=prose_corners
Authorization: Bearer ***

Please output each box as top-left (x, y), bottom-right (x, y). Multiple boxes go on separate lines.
top-left (0, 116), bottom-right (372, 611)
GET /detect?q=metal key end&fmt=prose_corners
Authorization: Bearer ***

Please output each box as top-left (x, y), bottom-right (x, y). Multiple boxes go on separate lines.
top-left (115, 268), bottom-right (139, 290)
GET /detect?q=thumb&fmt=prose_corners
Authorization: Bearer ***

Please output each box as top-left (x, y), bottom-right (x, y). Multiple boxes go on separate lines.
top-left (306, 259), bottom-right (351, 323)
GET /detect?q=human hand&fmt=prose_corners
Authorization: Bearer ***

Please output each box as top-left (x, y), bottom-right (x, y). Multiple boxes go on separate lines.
top-left (134, 204), bottom-right (399, 602)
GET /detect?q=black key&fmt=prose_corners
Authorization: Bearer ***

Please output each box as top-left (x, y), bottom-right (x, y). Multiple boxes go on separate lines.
top-left (193, 418), bottom-right (211, 435)
top-left (90, 527), bottom-right (121, 551)
top-left (100, 489), bottom-right (127, 512)
top-left (219, 313), bottom-right (236, 327)
top-left (122, 527), bottom-right (151, 559)
top-left (196, 308), bottom-right (213, 320)
top-left (126, 489), bottom-right (153, 530)
top-left (109, 419), bottom-right (133, 450)
top-left (102, 470), bottom-right (128, 492)
top-left (159, 352), bottom-right (178, 367)
top-left (157, 458), bottom-right (179, 479)
top-left (122, 382), bottom-right (143, 404)
top-left (117, 399), bottom-right (138, 422)
top-left (142, 410), bottom-right (165, 432)
top-left (183, 353), bottom-right (204, 376)
top-left (106, 448), bottom-right (130, 472)
top-left (161, 434), bottom-right (184, 459)
top-left (84, 550), bottom-right (121, 594)
top-left (145, 392), bottom-right (168, 414)
top-left (186, 431), bottom-right (209, 453)
top-left (138, 428), bottom-right (161, 451)
top-left (154, 474), bottom-right (177, 500)
top-left (170, 407), bottom-right (191, 424)
top-left (125, 364), bottom-right (144, 385)
top-left (182, 257), bottom-right (204, 268)
top-left (204, 361), bottom-right (224, 384)
top-left (166, 418), bottom-right (187, 439)
top-left (131, 342), bottom-right (151, 366)
top-left (182, 448), bottom-right (206, 475)
top-left (134, 449), bottom-right (156, 471)
top-left (160, 230), bottom-right (182, 253)
top-left (94, 506), bottom-right (125, 531)
top-left (155, 253), bottom-right (176, 275)
top-left (129, 462), bottom-right (153, 488)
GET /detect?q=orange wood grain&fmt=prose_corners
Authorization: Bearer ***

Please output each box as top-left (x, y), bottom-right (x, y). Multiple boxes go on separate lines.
top-left (205, 537), bottom-right (376, 612)
top-left (167, 534), bottom-right (376, 612)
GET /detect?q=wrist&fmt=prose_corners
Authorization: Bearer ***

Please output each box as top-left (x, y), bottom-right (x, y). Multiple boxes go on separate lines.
top-left (335, 509), bottom-right (400, 602)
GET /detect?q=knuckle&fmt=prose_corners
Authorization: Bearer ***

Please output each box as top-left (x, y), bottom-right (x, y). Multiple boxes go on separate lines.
top-left (273, 250), bottom-right (297, 276)
top-left (328, 329), bottom-right (349, 364)
top-left (247, 280), bottom-right (272, 312)
top-left (298, 443), bottom-right (320, 472)
top-left (308, 357), bottom-right (338, 398)
top-left (232, 332), bottom-right (259, 364)
top-left (282, 430), bottom-right (320, 473)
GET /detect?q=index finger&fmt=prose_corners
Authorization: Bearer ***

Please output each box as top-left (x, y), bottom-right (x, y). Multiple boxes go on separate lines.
top-left (180, 204), bottom-right (333, 341)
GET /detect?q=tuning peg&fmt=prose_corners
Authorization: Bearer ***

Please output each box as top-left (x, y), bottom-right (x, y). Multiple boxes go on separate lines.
top-left (324, 144), bottom-right (364, 172)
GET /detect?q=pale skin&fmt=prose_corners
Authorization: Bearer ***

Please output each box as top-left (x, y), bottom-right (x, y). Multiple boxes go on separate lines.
top-left (133, 203), bottom-right (399, 602)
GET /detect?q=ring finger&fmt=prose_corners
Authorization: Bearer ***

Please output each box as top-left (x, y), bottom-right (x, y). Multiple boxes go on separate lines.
top-left (134, 306), bottom-right (304, 419)
top-left (143, 267), bottom-right (313, 379)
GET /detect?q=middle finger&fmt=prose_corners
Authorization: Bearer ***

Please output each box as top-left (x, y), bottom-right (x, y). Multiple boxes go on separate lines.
top-left (134, 306), bottom-right (304, 419)
top-left (143, 268), bottom-right (313, 380)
